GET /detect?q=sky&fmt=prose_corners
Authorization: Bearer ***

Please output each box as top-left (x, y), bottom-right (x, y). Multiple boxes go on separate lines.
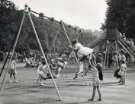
top-left (11, 0), bottom-right (107, 31)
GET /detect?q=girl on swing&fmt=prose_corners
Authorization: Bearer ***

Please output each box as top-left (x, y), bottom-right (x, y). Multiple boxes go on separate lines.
top-left (36, 59), bottom-right (49, 86)
top-left (71, 39), bottom-right (93, 79)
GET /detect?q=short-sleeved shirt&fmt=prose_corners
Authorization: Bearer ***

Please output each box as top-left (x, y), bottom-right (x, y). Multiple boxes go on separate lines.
top-left (74, 43), bottom-right (93, 58)
top-left (10, 60), bottom-right (16, 69)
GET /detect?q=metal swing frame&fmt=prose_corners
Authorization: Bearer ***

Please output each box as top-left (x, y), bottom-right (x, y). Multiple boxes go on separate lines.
top-left (0, 5), bottom-right (64, 102)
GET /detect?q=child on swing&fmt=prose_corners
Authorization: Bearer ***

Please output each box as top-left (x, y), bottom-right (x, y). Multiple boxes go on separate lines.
top-left (36, 59), bottom-right (49, 86)
top-left (71, 40), bottom-right (93, 79)
top-left (88, 54), bottom-right (102, 101)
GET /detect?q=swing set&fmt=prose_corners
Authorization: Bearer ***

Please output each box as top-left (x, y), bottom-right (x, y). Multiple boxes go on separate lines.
top-left (0, 4), bottom-right (81, 102)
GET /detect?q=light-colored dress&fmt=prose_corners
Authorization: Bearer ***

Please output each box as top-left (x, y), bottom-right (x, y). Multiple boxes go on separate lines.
top-left (119, 64), bottom-right (127, 76)
top-left (91, 66), bottom-right (100, 86)
top-left (9, 60), bottom-right (16, 74)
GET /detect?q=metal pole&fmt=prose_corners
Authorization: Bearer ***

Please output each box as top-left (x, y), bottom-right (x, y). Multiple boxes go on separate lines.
top-left (0, 8), bottom-right (26, 93)
top-left (53, 27), bottom-right (61, 52)
top-left (61, 21), bottom-right (79, 63)
top-left (28, 9), bottom-right (62, 101)
top-left (120, 38), bottom-right (134, 54)
top-left (103, 40), bottom-right (108, 69)
top-left (106, 43), bottom-right (109, 67)
top-left (118, 40), bottom-right (134, 57)
top-left (61, 21), bottom-right (72, 46)
top-left (0, 50), bottom-right (12, 77)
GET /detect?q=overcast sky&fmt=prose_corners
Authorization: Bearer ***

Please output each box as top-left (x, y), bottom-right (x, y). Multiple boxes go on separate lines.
top-left (11, 0), bottom-right (107, 31)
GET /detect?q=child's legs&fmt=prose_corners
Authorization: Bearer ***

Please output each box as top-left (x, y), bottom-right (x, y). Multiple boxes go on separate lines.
top-left (79, 62), bottom-right (84, 73)
top-left (97, 86), bottom-right (102, 99)
top-left (121, 76), bottom-right (125, 84)
top-left (91, 86), bottom-right (96, 99)
top-left (10, 72), bottom-right (13, 79)
top-left (73, 62), bottom-right (83, 79)
top-left (78, 62), bottom-right (84, 76)
top-left (57, 67), bottom-right (62, 77)
top-left (84, 62), bottom-right (88, 76)
top-left (12, 71), bottom-right (16, 80)
top-left (9, 69), bottom-right (14, 79)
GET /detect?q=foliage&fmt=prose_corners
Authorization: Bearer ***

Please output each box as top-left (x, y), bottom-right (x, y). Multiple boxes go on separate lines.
top-left (0, 0), bottom-right (102, 55)
top-left (104, 0), bottom-right (135, 39)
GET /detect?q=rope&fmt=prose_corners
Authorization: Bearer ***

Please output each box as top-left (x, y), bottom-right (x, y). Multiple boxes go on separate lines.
top-left (0, 6), bottom-right (26, 93)
top-left (61, 21), bottom-right (79, 64)
top-left (28, 8), bottom-right (63, 102)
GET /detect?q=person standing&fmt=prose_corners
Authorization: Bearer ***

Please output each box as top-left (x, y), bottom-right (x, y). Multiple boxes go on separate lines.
top-left (96, 53), bottom-right (103, 81)
top-left (119, 61), bottom-right (127, 85)
top-left (88, 54), bottom-right (102, 101)
top-left (8, 58), bottom-right (17, 82)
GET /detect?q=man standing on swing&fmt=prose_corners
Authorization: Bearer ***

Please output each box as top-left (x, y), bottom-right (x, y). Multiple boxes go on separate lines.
top-left (71, 39), bottom-right (93, 79)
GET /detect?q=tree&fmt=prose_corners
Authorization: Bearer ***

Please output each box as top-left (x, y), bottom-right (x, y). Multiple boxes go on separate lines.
top-left (0, 0), bottom-right (100, 54)
top-left (105, 0), bottom-right (135, 39)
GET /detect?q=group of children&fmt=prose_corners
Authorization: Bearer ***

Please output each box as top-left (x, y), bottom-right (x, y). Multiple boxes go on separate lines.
top-left (36, 57), bottom-right (67, 86)
top-left (112, 51), bottom-right (127, 85)
top-left (7, 55), bottom-right (67, 85)
top-left (71, 40), bottom-right (103, 101)
top-left (71, 40), bottom-right (127, 101)
top-left (6, 40), bottom-right (128, 102)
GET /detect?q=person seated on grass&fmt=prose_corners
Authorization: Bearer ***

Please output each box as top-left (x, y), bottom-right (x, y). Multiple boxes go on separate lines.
top-left (8, 58), bottom-right (17, 83)
top-left (36, 59), bottom-right (49, 86)
top-left (71, 39), bottom-right (93, 79)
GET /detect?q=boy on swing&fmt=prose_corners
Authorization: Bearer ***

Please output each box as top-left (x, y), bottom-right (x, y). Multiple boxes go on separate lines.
top-left (71, 40), bottom-right (93, 79)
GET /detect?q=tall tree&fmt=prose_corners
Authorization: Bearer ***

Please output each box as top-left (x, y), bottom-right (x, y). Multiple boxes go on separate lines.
top-left (105, 0), bottom-right (135, 39)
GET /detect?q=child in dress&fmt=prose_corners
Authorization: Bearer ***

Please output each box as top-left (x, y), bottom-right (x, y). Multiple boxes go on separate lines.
top-left (88, 54), bottom-right (102, 101)
top-left (8, 58), bottom-right (17, 82)
top-left (119, 61), bottom-right (127, 85)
